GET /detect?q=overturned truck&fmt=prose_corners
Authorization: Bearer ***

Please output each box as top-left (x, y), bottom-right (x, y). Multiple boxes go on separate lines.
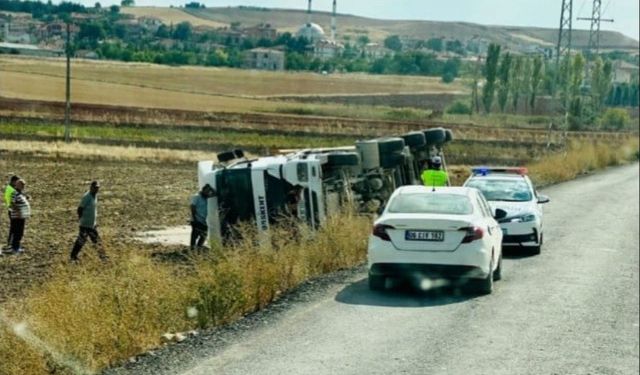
top-left (198, 127), bottom-right (454, 243)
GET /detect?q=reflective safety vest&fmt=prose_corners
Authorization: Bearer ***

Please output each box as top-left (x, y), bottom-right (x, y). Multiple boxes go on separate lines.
top-left (421, 169), bottom-right (449, 187)
top-left (3, 185), bottom-right (15, 209)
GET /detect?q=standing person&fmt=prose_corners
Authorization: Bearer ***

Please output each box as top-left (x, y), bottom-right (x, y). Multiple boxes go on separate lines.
top-left (2, 175), bottom-right (19, 253)
top-left (421, 156), bottom-right (449, 188)
top-left (9, 179), bottom-right (30, 254)
top-left (70, 181), bottom-right (106, 261)
top-left (190, 184), bottom-right (214, 251)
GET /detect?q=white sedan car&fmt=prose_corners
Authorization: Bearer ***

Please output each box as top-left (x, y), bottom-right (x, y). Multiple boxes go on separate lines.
top-left (463, 167), bottom-right (550, 255)
top-left (368, 186), bottom-right (505, 294)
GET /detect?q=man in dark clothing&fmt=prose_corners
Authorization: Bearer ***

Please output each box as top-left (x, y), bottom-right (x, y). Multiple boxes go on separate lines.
top-left (70, 181), bottom-right (106, 261)
top-left (190, 184), bottom-right (215, 250)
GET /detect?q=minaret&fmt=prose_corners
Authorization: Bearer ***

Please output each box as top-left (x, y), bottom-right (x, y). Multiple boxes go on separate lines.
top-left (331, 0), bottom-right (337, 41)
top-left (307, 0), bottom-right (312, 25)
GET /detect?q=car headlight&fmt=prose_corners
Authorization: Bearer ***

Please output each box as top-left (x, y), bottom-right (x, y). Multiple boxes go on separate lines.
top-left (511, 213), bottom-right (537, 223)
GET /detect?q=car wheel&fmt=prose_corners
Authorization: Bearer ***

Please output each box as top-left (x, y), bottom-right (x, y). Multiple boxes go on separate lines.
top-left (493, 252), bottom-right (502, 281)
top-left (530, 245), bottom-right (541, 255)
top-left (471, 258), bottom-right (494, 295)
top-left (368, 273), bottom-right (386, 291)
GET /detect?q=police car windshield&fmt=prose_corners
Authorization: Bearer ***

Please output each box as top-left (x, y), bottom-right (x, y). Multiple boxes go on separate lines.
top-left (388, 193), bottom-right (473, 215)
top-left (466, 178), bottom-right (533, 202)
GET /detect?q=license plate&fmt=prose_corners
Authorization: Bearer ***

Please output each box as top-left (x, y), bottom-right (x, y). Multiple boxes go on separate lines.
top-left (501, 228), bottom-right (508, 235)
top-left (405, 230), bottom-right (444, 242)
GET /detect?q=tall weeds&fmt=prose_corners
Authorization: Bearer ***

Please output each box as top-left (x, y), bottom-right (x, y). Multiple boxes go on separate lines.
top-left (0, 213), bottom-right (370, 374)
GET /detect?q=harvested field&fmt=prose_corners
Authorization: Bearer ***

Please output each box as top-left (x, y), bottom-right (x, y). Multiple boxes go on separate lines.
top-left (0, 151), bottom-right (195, 304)
top-left (121, 6), bottom-right (227, 28)
top-left (0, 56), bottom-right (464, 98)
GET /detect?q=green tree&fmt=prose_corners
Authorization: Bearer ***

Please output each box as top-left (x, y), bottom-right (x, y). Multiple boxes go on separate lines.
top-left (425, 38), bottom-right (443, 52)
top-left (497, 52), bottom-right (512, 112)
top-left (600, 108), bottom-right (630, 130)
top-left (121, 0), bottom-right (134, 6)
top-left (482, 43), bottom-right (501, 113)
top-left (509, 56), bottom-right (523, 111)
top-left (384, 35), bottom-right (402, 52)
top-left (591, 58), bottom-right (613, 113)
top-left (173, 22), bottom-right (193, 41)
top-left (529, 55), bottom-right (543, 111)
top-left (356, 35), bottom-right (370, 46)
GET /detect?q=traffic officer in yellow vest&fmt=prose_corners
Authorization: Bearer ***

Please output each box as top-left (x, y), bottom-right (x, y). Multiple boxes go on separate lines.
top-left (421, 156), bottom-right (449, 187)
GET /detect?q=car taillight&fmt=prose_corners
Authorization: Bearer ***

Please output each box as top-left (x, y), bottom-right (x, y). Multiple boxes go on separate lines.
top-left (460, 226), bottom-right (484, 243)
top-left (373, 224), bottom-right (394, 241)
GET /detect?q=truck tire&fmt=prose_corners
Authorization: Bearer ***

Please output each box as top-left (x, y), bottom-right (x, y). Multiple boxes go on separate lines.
top-left (327, 152), bottom-right (360, 167)
top-left (445, 129), bottom-right (454, 143)
top-left (217, 150), bottom-right (236, 163)
top-left (401, 132), bottom-right (426, 148)
top-left (423, 128), bottom-right (447, 145)
top-left (379, 152), bottom-right (405, 169)
top-left (377, 138), bottom-right (405, 154)
top-left (233, 149), bottom-right (245, 158)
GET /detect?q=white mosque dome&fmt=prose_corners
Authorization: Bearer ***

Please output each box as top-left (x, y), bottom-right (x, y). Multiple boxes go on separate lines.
top-left (296, 23), bottom-right (325, 42)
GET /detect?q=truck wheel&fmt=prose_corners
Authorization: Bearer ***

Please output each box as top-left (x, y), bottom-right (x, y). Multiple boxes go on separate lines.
top-left (401, 132), bottom-right (426, 148)
top-left (423, 128), bottom-right (447, 145)
top-left (379, 153), bottom-right (405, 169)
top-left (217, 150), bottom-right (236, 163)
top-left (327, 152), bottom-right (360, 167)
top-left (445, 129), bottom-right (454, 143)
top-left (377, 138), bottom-right (406, 154)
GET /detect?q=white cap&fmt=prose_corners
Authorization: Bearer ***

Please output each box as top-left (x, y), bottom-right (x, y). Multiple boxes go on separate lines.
top-left (431, 156), bottom-right (442, 164)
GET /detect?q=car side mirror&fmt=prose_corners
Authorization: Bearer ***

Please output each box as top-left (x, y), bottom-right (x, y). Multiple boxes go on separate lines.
top-left (537, 194), bottom-right (550, 204)
top-left (494, 208), bottom-right (507, 220)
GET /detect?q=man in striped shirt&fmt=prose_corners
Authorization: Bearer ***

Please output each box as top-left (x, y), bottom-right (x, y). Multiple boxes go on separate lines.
top-left (9, 179), bottom-right (30, 254)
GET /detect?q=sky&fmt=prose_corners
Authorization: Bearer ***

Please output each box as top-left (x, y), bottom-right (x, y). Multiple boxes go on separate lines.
top-left (67, 0), bottom-right (639, 40)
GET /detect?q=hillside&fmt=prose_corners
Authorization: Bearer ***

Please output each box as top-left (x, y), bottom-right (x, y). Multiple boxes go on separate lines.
top-left (122, 6), bottom-right (639, 50)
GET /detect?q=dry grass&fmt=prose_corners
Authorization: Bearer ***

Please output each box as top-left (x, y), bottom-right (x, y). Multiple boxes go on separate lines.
top-left (0, 213), bottom-right (370, 374)
top-left (0, 140), bottom-right (219, 164)
top-left (121, 7), bottom-right (227, 28)
top-left (527, 138), bottom-right (640, 186)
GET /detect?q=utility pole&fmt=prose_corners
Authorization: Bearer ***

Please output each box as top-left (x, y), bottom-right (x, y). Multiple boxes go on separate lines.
top-left (64, 20), bottom-right (72, 143)
top-left (577, 0), bottom-right (614, 57)
top-left (556, 0), bottom-right (573, 128)
top-left (556, 0), bottom-right (573, 69)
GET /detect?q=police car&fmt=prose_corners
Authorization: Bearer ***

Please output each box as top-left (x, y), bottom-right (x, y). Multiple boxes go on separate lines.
top-left (463, 167), bottom-right (550, 254)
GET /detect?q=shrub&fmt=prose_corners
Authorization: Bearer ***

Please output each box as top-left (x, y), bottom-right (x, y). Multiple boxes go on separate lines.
top-left (600, 108), bottom-right (630, 131)
top-left (446, 100), bottom-right (472, 115)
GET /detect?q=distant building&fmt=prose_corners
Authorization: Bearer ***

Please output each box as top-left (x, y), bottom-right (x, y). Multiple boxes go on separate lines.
top-left (314, 39), bottom-right (344, 61)
top-left (297, 23), bottom-right (325, 43)
top-left (243, 23), bottom-right (277, 41)
top-left (363, 42), bottom-right (392, 60)
top-left (244, 48), bottom-right (285, 71)
top-left (0, 42), bottom-right (63, 57)
top-left (613, 61), bottom-right (639, 84)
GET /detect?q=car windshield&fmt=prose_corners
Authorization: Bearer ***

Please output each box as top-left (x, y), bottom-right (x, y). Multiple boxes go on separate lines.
top-left (388, 193), bottom-right (473, 215)
top-left (466, 179), bottom-right (533, 202)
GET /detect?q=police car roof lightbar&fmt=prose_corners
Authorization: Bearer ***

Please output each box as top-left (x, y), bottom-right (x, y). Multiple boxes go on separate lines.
top-left (471, 166), bottom-right (528, 176)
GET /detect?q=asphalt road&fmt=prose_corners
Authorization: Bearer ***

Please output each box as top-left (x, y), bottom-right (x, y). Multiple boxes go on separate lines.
top-left (154, 164), bottom-right (640, 375)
